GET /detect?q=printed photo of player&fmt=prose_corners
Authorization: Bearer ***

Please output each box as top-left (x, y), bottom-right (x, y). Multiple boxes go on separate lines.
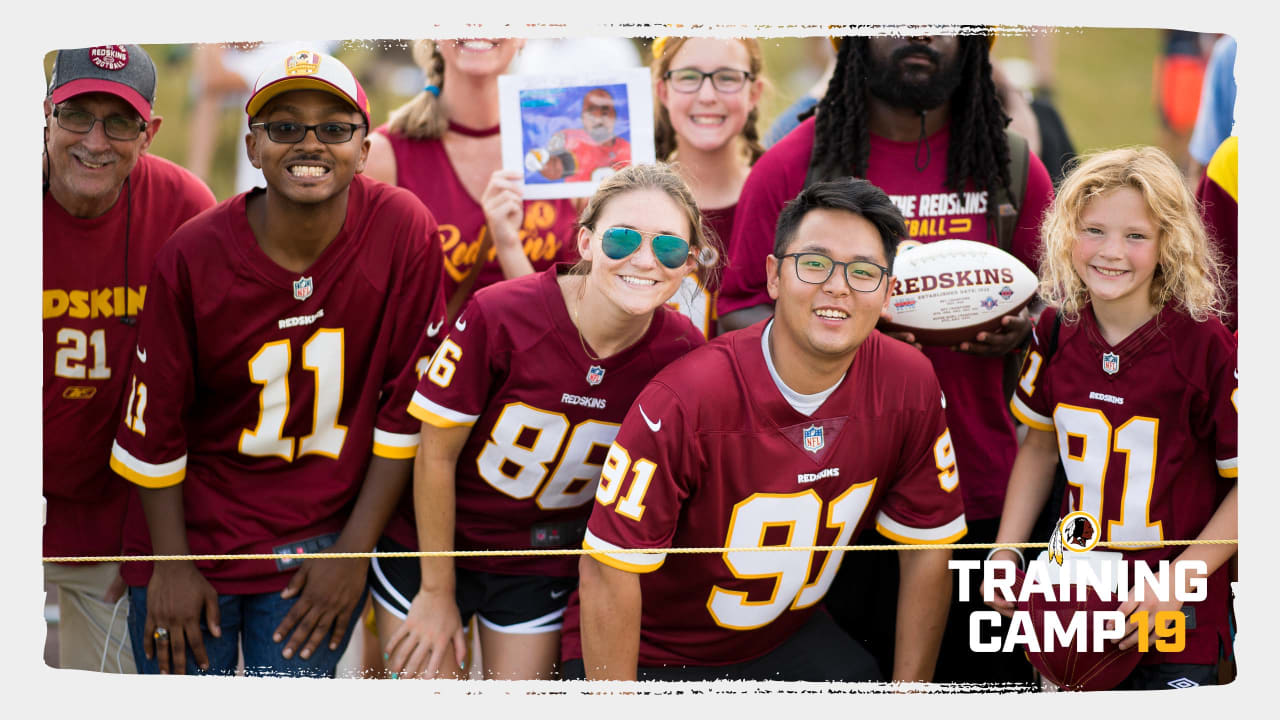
top-left (499, 68), bottom-right (654, 199)
top-left (523, 84), bottom-right (631, 184)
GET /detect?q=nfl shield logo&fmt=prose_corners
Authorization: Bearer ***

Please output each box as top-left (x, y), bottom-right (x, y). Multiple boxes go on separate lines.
top-left (292, 276), bottom-right (314, 301)
top-left (586, 365), bottom-right (605, 386)
top-left (1102, 352), bottom-right (1120, 375)
top-left (802, 425), bottom-right (824, 453)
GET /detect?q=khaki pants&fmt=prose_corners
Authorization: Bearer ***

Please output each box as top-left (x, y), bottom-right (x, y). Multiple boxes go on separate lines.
top-left (44, 562), bottom-right (136, 673)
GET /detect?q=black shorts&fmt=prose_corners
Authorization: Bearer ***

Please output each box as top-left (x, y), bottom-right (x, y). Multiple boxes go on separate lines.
top-left (369, 535), bottom-right (576, 634)
top-left (561, 608), bottom-right (881, 682)
top-left (1113, 663), bottom-right (1218, 691)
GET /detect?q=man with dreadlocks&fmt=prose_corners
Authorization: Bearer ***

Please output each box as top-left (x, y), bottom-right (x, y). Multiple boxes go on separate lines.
top-left (716, 32), bottom-right (1054, 687)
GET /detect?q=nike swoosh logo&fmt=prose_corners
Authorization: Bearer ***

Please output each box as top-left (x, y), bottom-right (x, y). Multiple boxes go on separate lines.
top-left (550, 589), bottom-right (568, 599)
top-left (455, 316), bottom-right (467, 331)
top-left (638, 404), bottom-right (661, 433)
top-left (426, 320), bottom-right (443, 337)
top-left (136, 346), bottom-right (147, 363)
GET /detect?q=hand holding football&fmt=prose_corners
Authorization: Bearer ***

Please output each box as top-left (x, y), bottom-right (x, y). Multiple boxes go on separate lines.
top-left (879, 239), bottom-right (1037, 346)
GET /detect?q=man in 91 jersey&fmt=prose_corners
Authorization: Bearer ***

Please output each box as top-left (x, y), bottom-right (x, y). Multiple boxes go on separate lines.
top-left (108, 49), bottom-right (446, 676)
top-left (563, 177), bottom-right (966, 682)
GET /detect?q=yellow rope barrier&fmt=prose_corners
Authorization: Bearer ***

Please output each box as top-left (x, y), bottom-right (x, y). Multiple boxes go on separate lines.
top-left (42, 538), bottom-right (1238, 564)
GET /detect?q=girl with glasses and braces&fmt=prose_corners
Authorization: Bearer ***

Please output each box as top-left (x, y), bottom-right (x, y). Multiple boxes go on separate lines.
top-left (650, 36), bottom-right (765, 338)
top-left (370, 164), bottom-right (723, 681)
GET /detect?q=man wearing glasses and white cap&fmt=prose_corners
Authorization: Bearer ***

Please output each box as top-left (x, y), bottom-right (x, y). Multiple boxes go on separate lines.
top-left (109, 48), bottom-right (447, 676)
top-left (43, 44), bottom-right (215, 672)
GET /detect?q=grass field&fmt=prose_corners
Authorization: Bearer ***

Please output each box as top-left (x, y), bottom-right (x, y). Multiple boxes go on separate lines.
top-left (44, 28), bottom-right (1189, 202)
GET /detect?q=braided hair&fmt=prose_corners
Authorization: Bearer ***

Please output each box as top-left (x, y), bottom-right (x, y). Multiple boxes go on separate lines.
top-left (806, 34), bottom-right (1011, 200)
top-left (386, 40), bottom-right (448, 139)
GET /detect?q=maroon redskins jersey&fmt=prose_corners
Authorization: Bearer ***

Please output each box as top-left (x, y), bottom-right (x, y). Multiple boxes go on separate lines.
top-left (664, 204), bottom-right (734, 340)
top-left (401, 265), bottom-right (704, 577)
top-left (110, 174), bottom-right (447, 593)
top-left (44, 153), bottom-right (215, 559)
top-left (376, 126), bottom-right (579, 303)
top-left (562, 322), bottom-right (967, 667)
top-left (1010, 304), bottom-right (1237, 665)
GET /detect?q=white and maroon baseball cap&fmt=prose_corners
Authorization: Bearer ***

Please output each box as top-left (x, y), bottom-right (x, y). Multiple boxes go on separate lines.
top-left (245, 49), bottom-right (371, 127)
top-left (48, 45), bottom-right (157, 120)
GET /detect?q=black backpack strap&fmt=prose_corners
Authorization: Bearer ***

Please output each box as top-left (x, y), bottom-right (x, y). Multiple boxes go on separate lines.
top-left (991, 128), bottom-right (1031, 254)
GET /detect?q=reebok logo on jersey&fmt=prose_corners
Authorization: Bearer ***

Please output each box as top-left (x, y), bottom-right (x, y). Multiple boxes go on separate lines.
top-left (455, 316), bottom-right (467, 331)
top-left (1088, 391), bottom-right (1124, 405)
top-left (426, 319), bottom-right (443, 337)
top-left (797, 467), bottom-right (840, 484)
top-left (638, 405), bottom-right (661, 432)
top-left (561, 393), bottom-right (606, 409)
top-left (135, 345), bottom-right (146, 363)
top-left (277, 308), bottom-right (325, 330)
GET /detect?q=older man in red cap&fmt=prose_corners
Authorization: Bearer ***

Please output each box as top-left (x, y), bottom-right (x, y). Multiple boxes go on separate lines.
top-left (109, 48), bottom-right (448, 676)
top-left (43, 44), bottom-right (215, 672)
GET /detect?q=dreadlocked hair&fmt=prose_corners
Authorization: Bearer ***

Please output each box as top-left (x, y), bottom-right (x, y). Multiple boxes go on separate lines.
top-left (807, 34), bottom-right (1012, 200)
top-left (651, 37), bottom-right (766, 167)
top-left (386, 40), bottom-right (448, 140)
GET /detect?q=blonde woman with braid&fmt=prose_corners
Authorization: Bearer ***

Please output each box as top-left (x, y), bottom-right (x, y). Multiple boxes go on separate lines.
top-left (364, 39), bottom-right (579, 320)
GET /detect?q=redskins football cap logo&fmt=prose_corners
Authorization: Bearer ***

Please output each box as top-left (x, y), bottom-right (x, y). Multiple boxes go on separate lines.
top-left (286, 50), bottom-right (321, 76)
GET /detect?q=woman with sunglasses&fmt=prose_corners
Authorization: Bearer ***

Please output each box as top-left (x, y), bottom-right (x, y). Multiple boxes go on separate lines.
top-left (364, 39), bottom-right (579, 321)
top-left (370, 163), bottom-right (724, 680)
top-left (650, 36), bottom-right (765, 338)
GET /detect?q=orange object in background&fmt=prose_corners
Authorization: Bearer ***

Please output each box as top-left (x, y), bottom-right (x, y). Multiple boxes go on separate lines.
top-left (1157, 53), bottom-right (1207, 134)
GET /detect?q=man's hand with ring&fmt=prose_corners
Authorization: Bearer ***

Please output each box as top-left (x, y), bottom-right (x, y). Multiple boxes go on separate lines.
top-left (143, 561), bottom-right (221, 674)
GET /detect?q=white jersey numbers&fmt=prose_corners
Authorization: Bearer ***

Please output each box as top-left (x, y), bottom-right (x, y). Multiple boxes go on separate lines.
top-left (426, 338), bottom-right (463, 388)
top-left (1054, 405), bottom-right (1162, 548)
top-left (665, 276), bottom-right (713, 338)
top-left (477, 402), bottom-right (620, 510)
top-left (54, 328), bottom-right (111, 380)
top-left (596, 443), bottom-right (658, 521)
top-left (239, 328), bottom-right (348, 462)
top-left (934, 429), bottom-right (959, 491)
top-left (708, 481), bottom-right (877, 630)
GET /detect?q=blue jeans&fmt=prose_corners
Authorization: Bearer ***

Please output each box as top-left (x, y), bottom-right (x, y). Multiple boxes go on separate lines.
top-left (127, 586), bottom-right (365, 677)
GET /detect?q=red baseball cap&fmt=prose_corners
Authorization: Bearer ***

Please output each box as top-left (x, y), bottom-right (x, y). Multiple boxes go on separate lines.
top-left (48, 45), bottom-right (156, 120)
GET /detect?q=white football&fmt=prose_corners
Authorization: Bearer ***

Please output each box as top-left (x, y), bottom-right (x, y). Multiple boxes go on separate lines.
top-left (880, 239), bottom-right (1037, 346)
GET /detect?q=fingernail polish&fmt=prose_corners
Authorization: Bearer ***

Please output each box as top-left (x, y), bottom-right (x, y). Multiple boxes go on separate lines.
top-left (382, 653), bottom-right (389, 661)
top-left (390, 672), bottom-right (399, 679)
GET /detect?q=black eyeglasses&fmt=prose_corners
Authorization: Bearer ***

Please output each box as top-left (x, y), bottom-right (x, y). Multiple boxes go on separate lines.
top-left (777, 253), bottom-right (890, 293)
top-left (52, 106), bottom-right (147, 141)
top-left (663, 68), bottom-right (754, 94)
top-left (249, 121), bottom-right (366, 144)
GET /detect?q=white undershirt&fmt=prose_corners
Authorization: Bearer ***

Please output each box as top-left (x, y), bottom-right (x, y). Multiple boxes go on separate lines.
top-left (761, 320), bottom-right (846, 417)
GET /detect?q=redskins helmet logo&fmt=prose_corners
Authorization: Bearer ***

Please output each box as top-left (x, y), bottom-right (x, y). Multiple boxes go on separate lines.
top-left (1048, 510), bottom-right (1100, 565)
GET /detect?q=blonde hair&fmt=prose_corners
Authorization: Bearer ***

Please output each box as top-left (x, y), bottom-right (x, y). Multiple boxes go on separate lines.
top-left (386, 40), bottom-right (448, 139)
top-left (574, 162), bottom-right (726, 293)
top-left (1038, 146), bottom-right (1228, 323)
top-left (650, 37), bottom-right (766, 166)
